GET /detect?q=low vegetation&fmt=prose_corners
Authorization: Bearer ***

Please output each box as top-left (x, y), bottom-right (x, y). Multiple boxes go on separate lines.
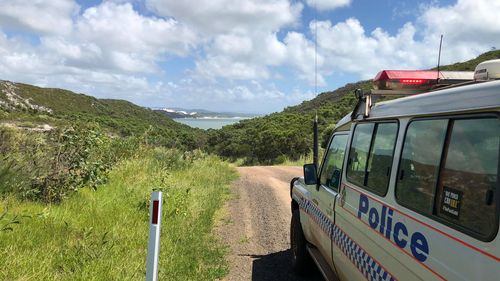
top-left (0, 124), bottom-right (140, 203)
top-left (0, 110), bottom-right (236, 280)
top-left (0, 147), bottom-right (237, 280)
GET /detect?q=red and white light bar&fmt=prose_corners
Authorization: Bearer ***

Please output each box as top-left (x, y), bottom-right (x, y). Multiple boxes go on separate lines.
top-left (373, 70), bottom-right (474, 95)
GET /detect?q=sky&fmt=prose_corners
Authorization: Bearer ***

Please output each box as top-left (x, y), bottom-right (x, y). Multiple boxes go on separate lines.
top-left (0, 0), bottom-right (499, 114)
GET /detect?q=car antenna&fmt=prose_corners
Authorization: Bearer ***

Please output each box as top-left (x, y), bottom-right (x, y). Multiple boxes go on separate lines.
top-left (314, 0), bottom-right (318, 98)
top-left (436, 34), bottom-right (443, 84)
top-left (313, 112), bottom-right (318, 167)
top-left (312, 1), bottom-right (319, 168)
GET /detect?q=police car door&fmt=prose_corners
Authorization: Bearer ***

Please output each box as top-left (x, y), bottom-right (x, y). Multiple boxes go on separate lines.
top-left (333, 121), bottom-right (401, 281)
top-left (311, 133), bottom-right (348, 270)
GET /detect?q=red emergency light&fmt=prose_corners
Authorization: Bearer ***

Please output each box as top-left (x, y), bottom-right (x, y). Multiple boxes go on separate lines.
top-left (373, 70), bottom-right (474, 95)
top-left (400, 79), bottom-right (426, 85)
top-left (374, 70), bottom-right (437, 91)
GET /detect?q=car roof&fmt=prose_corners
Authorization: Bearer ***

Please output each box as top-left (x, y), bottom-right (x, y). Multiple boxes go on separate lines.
top-left (336, 80), bottom-right (500, 129)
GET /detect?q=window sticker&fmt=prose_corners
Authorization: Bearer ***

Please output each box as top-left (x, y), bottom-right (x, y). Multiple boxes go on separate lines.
top-left (441, 186), bottom-right (463, 219)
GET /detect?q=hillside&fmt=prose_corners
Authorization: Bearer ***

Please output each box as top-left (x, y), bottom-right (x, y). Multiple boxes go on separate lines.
top-left (206, 80), bottom-right (370, 164)
top-left (208, 50), bottom-right (500, 164)
top-left (436, 49), bottom-right (500, 71)
top-left (0, 80), bottom-right (206, 149)
top-left (2, 49), bottom-right (499, 163)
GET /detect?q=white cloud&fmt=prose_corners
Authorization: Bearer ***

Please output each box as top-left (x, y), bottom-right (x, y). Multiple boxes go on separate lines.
top-left (77, 3), bottom-right (197, 55)
top-left (313, 18), bottom-right (423, 78)
top-left (147, 0), bottom-right (299, 81)
top-left (0, 1), bottom-right (199, 78)
top-left (0, 1), bottom-right (200, 108)
top-left (195, 56), bottom-right (271, 80)
top-left (305, 0), bottom-right (351, 11)
top-left (146, 0), bottom-right (302, 35)
top-left (0, 0), bottom-right (79, 35)
top-left (71, 2), bottom-right (198, 72)
top-left (287, 0), bottom-right (500, 82)
top-left (1, 0), bottom-right (500, 114)
top-left (195, 31), bottom-right (288, 80)
top-left (0, 28), bottom-right (154, 99)
top-left (284, 31), bottom-right (326, 85)
top-left (418, 0), bottom-right (500, 62)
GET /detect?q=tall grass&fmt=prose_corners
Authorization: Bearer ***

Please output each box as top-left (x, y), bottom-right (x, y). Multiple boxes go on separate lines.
top-left (0, 148), bottom-right (237, 280)
top-left (280, 148), bottom-right (326, 167)
top-left (280, 153), bottom-right (314, 167)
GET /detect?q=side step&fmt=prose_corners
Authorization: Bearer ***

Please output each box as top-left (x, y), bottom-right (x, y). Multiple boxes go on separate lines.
top-left (306, 245), bottom-right (340, 281)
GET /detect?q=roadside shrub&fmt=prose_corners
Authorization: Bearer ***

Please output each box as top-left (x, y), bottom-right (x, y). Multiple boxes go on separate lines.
top-left (0, 124), bottom-right (141, 203)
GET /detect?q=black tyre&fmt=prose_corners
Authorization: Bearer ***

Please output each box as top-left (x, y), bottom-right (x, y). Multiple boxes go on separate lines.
top-left (291, 209), bottom-right (312, 274)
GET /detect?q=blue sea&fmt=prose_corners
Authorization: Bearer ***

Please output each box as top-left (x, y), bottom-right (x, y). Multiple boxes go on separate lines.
top-left (173, 118), bottom-right (248, 129)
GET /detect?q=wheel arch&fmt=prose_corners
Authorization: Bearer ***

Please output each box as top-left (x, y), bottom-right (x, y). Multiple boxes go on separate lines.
top-left (290, 177), bottom-right (300, 213)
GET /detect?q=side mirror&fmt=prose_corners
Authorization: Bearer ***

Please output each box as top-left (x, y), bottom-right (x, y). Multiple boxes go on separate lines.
top-left (303, 163), bottom-right (318, 185)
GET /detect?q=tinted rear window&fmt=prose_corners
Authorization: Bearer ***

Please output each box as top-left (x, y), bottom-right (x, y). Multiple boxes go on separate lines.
top-left (396, 116), bottom-right (499, 240)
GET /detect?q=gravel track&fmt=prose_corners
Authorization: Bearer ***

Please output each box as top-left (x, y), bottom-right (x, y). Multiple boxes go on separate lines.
top-left (217, 166), bottom-right (322, 281)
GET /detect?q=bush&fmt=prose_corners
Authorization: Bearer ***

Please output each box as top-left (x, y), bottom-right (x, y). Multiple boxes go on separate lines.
top-left (0, 124), bottom-right (142, 203)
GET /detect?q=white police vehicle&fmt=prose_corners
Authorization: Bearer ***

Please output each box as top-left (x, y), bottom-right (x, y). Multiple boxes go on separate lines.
top-left (290, 59), bottom-right (500, 281)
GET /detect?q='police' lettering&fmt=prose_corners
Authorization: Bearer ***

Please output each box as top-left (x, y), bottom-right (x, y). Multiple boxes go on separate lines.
top-left (357, 194), bottom-right (429, 262)
top-left (393, 222), bottom-right (408, 248)
top-left (369, 208), bottom-right (379, 228)
top-left (358, 194), bottom-right (369, 218)
top-left (411, 232), bottom-right (429, 262)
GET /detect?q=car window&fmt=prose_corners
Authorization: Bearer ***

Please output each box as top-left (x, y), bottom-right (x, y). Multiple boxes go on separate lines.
top-left (396, 120), bottom-right (448, 214)
top-left (346, 123), bottom-right (374, 187)
top-left (396, 116), bottom-right (499, 241)
top-left (365, 123), bottom-right (398, 195)
top-left (347, 122), bottom-right (398, 196)
top-left (435, 118), bottom-right (499, 238)
top-left (319, 134), bottom-right (348, 190)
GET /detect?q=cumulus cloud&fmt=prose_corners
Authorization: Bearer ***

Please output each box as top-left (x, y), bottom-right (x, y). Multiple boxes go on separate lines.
top-left (69, 2), bottom-right (198, 73)
top-left (146, 0), bottom-right (300, 81)
top-left (284, 31), bottom-right (326, 85)
top-left (0, 1), bottom-right (199, 81)
top-left (146, 0), bottom-right (302, 35)
top-left (195, 31), bottom-right (288, 80)
top-left (78, 3), bottom-right (197, 55)
top-left (305, 0), bottom-right (351, 11)
top-left (287, 0), bottom-right (500, 81)
top-left (0, 0), bottom-right (499, 113)
top-left (312, 18), bottom-right (423, 78)
top-left (0, 1), bottom-right (200, 107)
top-left (418, 0), bottom-right (500, 61)
top-left (0, 0), bottom-right (79, 35)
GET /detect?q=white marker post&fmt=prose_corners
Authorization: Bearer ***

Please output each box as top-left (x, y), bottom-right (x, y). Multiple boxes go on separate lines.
top-left (146, 191), bottom-right (163, 281)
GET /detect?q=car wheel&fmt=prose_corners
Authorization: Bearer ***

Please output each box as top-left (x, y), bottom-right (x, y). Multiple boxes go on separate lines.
top-left (291, 209), bottom-right (312, 274)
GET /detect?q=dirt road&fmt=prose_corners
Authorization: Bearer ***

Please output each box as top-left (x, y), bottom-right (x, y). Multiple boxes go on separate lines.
top-left (217, 166), bottom-right (322, 281)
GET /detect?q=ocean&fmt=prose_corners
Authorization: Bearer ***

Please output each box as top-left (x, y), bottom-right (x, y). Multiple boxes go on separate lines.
top-left (173, 118), bottom-right (248, 129)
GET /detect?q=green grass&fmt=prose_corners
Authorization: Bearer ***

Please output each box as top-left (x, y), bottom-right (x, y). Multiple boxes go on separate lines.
top-left (280, 151), bottom-right (324, 167)
top-left (0, 148), bottom-right (237, 280)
